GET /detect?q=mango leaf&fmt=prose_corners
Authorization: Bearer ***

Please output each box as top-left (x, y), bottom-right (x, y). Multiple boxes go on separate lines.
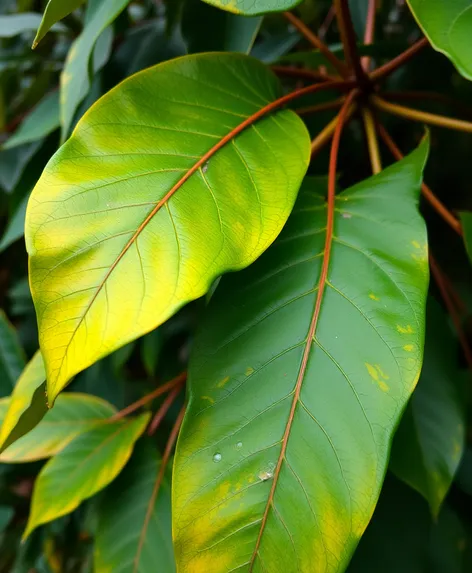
top-left (24, 412), bottom-right (150, 539)
top-left (173, 140), bottom-right (429, 572)
top-left (95, 440), bottom-right (174, 573)
top-left (406, 0), bottom-right (472, 80)
top-left (460, 211), bottom-right (472, 265)
top-left (201, 0), bottom-right (302, 16)
top-left (0, 393), bottom-right (115, 463)
top-left (26, 53), bottom-right (310, 403)
top-left (390, 299), bottom-right (465, 517)
top-left (0, 351), bottom-right (46, 454)
top-left (33, 0), bottom-right (86, 48)
top-left (0, 13), bottom-right (65, 38)
top-left (3, 91), bottom-right (59, 150)
top-left (60, 0), bottom-right (127, 139)
top-left (0, 311), bottom-right (26, 397)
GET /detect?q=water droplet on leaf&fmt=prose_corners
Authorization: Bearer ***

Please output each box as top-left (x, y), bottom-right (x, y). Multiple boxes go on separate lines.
top-left (213, 453), bottom-right (222, 463)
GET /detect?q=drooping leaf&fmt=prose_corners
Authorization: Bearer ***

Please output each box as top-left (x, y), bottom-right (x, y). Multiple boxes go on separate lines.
top-left (390, 299), bottom-right (465, 517)
top-left (0, 393), bottom-right (115, 463)
top-left (0, 13), bottom-right (65, 38)
top-left (0, 311), bottom-right (26, 397)
top-left (95, 440), bottom-right (174, 573)
top-left (3, 91), bottom-right (59, 150)
top-left (0, 351), bottom-right (46, 454)
top-left (33, 0), bottom-right (85, 48)
top-left (24, 412), bottom-right (150, 539)
top-left (460, 211), bottom-right (472, 265)
top-left (26, 53), bottom-right (310, 403)
top-left (201, 0), bottom-right (302, 16)
top-left (406, 0), bottom-right (472, 80)
top-left (60, 0), bottom-right (127, 139)
top-left (173, 140), bottom-right (429, 572)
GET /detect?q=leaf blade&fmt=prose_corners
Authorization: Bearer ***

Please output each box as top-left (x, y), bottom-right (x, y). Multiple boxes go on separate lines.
top-left (0, 310), bottom-right (26, 396)
top-left (33, 0), bottom-right (85, 48)
top-left (201, 0), bottom-right (302, 16)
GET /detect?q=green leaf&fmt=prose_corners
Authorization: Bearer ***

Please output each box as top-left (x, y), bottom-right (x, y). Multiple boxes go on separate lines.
top-left (173, 141), bottom-right (429, 572)
top-left (26, 53), bottom-right (310, 403)
top-left (0, 140), bottom-right (42, 194)
top-left (0, 505), bottom-right (14, 532)
top-left (0, 351), bottom-right (47, 454)
top-left (407, 0), bottom-right (472, 80)
top-left (0, 193), bottom-right (29, 253)
top-left (3, 91), bottom-right (59, 150)
top-left (33, 0), bottom-right (85, 48)
top-left (201, 0), bottom-right (302, 16)
top-left (60, 0), bottom-right (127, 140)
top-left (0, 13), bottom-right (65, 38)
top-left (0, 311), bottom-right (26, 397)
top-left (428, 505), bottom-right (466, 573)
top-left (0, 393), bottom-right (116, 463)
top-left (390, 299), bottom-right (465, 517)
top-left (460, 211), bottom-right (472, 265)
top-left (95, 440), bottom-right (174, 573)
top-left (24, 412), bottom-right (150, 539)
top-left (142, 329), bottom-right (162, 377)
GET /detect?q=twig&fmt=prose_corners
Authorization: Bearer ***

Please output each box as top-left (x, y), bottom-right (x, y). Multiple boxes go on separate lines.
top-left (310, 102), bottom-right (357, 157)
top-left (362, 107), bottom-right (382, 173)
top-left (271, 65), bottom-right (335, 83)
top-left (362, 0), bottom-right (377, 71)
top-left (147, 383), bottom-right (184, 435)
top-left (295, 97), bottom-right (345, 116)
top-left (383, 91), bottom-right (472, 119)
top-left (319, 6), bottom-right (335, 40)
top-left (370, 37), bottom-right (429, 81)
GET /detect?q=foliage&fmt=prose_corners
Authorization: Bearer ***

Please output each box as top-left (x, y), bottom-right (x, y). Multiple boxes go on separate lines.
top-left (0, 0), bottom-right (471, 572)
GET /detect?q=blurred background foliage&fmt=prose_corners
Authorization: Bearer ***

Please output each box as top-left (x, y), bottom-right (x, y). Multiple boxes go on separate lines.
top-left (0, 0), bottom-right (471, 571)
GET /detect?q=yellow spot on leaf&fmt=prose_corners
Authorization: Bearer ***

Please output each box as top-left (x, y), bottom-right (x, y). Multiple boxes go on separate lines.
top-left (411, 240), bottom-right (421, 249)
top-left (217, 376), bottom-right (230, 388)
top-left (245, 367), bottom-right (255, 376)
top-left (378, 381), bottom-right (389, 392)
top-left (369, 293), bottom-right (380, 301)
top-left (403, 344), bottom-right (414, 352)
top-left (397, 324), bottom-right (414, 334)
top-left (365, 363), bottom-right (378, 381)
top-left (366, 363), bottom-right (390, 391)
top-left (200, 396), bottom-right (214, 404)
top-left (375, 364), bottom-right (389, 380)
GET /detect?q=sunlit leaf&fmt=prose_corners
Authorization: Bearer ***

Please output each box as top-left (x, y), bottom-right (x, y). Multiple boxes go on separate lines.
top-left (24, 412), bottom-right (150, 539)
top-left (201, 0), bottom-right (302, 16)
top-left (26, 53), bottom-right (310, 403)
top-left (33, 0), bottom-right (85, 48)
top-left (0, 311), bottom-right (26, 397)
top-left (173, 140), bottom-right (429, 572)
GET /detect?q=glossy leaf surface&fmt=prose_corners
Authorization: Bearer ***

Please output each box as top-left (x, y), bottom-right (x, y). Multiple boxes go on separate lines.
top-left (0, 393), bottom-right (115, 463)
top-left (174, 142), bottom-right (429, 572)
top-left (33, 0), bottom-right (85, 48)
top-left (407, 0), bottom-right (472, 80)
top-left (0, 311), bottom-right (26, 396)
top-left (201, 0), bottom-right (302, 16)
top-left (0, 351), bottom-right (46, 454)
top-left (24, 412), bottom-right (149, 538)
top-left (26, 53), bottom-right (310, 403)
top-left (390, 300), bottom-right (465, 516)
top-left (95, 441), bottom-right (174, 572)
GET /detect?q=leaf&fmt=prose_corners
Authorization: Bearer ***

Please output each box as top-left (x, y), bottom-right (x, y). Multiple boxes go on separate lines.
top-left (60, 0), bottom-right (127, 140)
top-left (390, 299), bottom-right (465, 517)
top-left (0, 351), bottom-right (47, 454)
top-left (406, 0), bottom-right (472, 80)
top-left (428, 505), bottom-right (466, 573)
top-left (0, 140), bottom-right (42, 193)
top-left (0, 193), bottom-right (29, 253)
top-left (3, 91), bottom-right (59, 150)
top-left (0, 506), bottom-right (14, 532)
top-left (0, 13), bottom-right (65, 38)
top-left (95, 440), bottom-right (174, 573)
top-left (24, 412), bottom-right (150, 539)
top-left (460, 211), bottom-right (472, 265)
top-left (0, 311), bottom-right (26, 397)
top-left (33, 0), bottom-right (85, 48)
top-left (201, 0), bottom-right (302, 16)
top-left (173, 141), bottom-right (430, 572)
top-left (26, 52), bottom-right (310, 403)
top-left (0, 393), bottom-right (116, 463)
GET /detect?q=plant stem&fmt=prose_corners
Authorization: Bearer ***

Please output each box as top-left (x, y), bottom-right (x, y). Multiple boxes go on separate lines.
top-left (372, 95), bottom-right (472, 133)
top-left (370, 37), bottom-right (429, 81)
top-left (329, 91), bottom-right (359, 187)
top-left (295, 96), bottom-right (345, 116)
top-left (310, 102), bottom-right (357, 157)
top-left (383, 91), bottom-right (472, 119)
top-left (283, 11), bottom-right (349, 78)
top-left (110, 372), bottom-right (187, 421)
top-left (362, 107), bottom-right (382, 174)
top-left (271, 65), bottom-right (335, 83)
top-left (334, 0), bottom-right (370, 88)
top-left (147, 383), bottom-right (184, 435)
top-left (362, 0), bottom-right (377, 71)
top-left (430, 254), bottom-right (472, 371)
top-left (319, 5), bottom-right (335, 39)
top-left (376, 123), bottom-right (462, 236)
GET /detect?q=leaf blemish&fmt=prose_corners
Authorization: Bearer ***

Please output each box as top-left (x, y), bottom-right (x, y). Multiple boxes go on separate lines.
top-left (369, 293), bottom-right (380, 301)
top-left (403, 344), bottom-right (414, 352)
top-left (397, 324), bottom-right (414, 334)
top-left (245, 367), bottom-right (254, 376)
top-left (201, 395), bottom-right (214, 404)
top-left (217, 376), bottom-right (230, 388)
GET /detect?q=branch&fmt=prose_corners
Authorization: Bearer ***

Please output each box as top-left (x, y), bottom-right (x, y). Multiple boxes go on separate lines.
top-left (372, 95), bottom-right (472, 133)
top-left (271, 65), bottom-right (335, 83)
top-left (362, 107), bottom-right (382, 174)
top-left (376, 123), bottom-right (462, 236)
top-left (370, 37), bottom-right (429, 81)
top-left (283, 11), bottom-right (349, 78)
top-left (362, 0), bottom-right (377, 71)
top-left (310, 102), bottom-right (357, 158)
top-left (383, 91), bottom-right (472, 119)
top-left (148, 383), bottom-right (184, 435)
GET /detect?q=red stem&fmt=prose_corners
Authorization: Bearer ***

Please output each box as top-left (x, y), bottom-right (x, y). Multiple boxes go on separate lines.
top-left (362, 0), bottom-right (376, 71)
top-left (370, 38), bottom-right (429, 81)
top-left (147, 383), bottom-right (184, 435)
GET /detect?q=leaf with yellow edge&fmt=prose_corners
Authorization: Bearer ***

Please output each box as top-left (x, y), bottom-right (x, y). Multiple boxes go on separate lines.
top-left (201, 0), bottom-right (302, 16)
top-left (26, 52), bottom-right (310, 404)
top-left (24, 412), bottom-right (150, 539)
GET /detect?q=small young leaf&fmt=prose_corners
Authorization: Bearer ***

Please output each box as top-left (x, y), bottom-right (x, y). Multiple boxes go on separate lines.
top-left (201, 0), bottom-right (302, 16)
top-left (0, 13), bottom-right (65, 39)
top-left (24, 412), bottom-right (150, 539)
top-left (173, 141), bottom-right (429, 572)
top-left (0, 393), bottom-right (116, 463)
top-left (0, 351), bottom-right (46, 454)
top-left (26, 53), bottom-right (310, 403)
top-left (95, 440), bottom-right (174, 572)
top-left (33, 0), bottom-right (85, 48)
top-left (0, 311), bottom-right (26, 397)
top-left (407, 0), bottom-right (472, 80)
top-left (390, 299), bottom-right (465, 517)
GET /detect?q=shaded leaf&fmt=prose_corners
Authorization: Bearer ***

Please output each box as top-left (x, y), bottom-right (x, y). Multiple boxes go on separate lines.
top-left (0, 393), bottom-right (116, 463)
top-left (0, 506), bottom-right (13, 532)
top-left (0, 351), bottom-right (46, 454)
top-left (0, 140), bottom-right (42, 193)
top-left (24, 412), bottom-right (150, 538)
top-left (26, 53), bottom-right (310, 403)
top-left (33, 0), bottom-right (85, 48)
top-left (407, 0), bottom-right (472, 80)
top-left (0, 13), bottom-right (65, 38)
top-left (460, 211), bottom-right (472, 265)
top-left (390, 299), bottom-right (465, 516)
top-left (95, 440), bottom-right (174, 573)
top-left (0, 311), bottom-right (26, 397)
top-left (173, 141), bottom-right (429, 572)
top-left (0, 193), bottom-right (29, 253)
top-left (142, 329), bottom-right (162, 377)
top-left (428, 505), bottom-right (466, 573)
top-left (201, 0), bottom-right (302, 16)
